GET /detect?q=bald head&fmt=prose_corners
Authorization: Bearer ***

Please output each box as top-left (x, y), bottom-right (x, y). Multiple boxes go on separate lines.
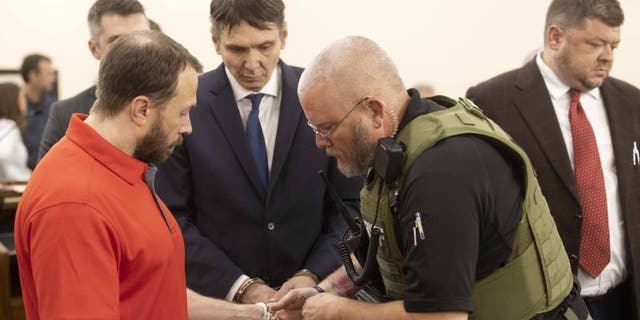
top-left (299, 37), bottom-right (409, 177)
top-left (299, 36), bottom-right (405, 109)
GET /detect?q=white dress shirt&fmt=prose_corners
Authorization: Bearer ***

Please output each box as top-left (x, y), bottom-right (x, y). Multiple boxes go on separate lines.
top-left (0, 119), bottom-right (31, 182)
top-left (223, 66), bottom-right (282, 301)
top-left (537, 53), bottom-right (627, 296)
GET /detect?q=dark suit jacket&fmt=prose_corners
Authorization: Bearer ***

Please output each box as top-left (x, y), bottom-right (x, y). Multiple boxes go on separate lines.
top-left (467, 59), bottom-right (640, 315)
top-left (24, 94), bottom-right (55, 169)
top-left (155, 61), bottom-right (362, 298)
top-left (38, 86), bottom-right (96, 161)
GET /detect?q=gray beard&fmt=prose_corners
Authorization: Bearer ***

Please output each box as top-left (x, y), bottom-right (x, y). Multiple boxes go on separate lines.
top-left (336, 120), bottom-right (375, 178)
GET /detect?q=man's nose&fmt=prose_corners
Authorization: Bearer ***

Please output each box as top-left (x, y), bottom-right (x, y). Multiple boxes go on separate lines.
top-left (599, 44), bottom-right (614, 63)
top-left (244, 49), bottom-right (261, 70)
top-left (181, 114), bottom-right (193, 135)
top-left (315, 134), bottom-right (331, 149)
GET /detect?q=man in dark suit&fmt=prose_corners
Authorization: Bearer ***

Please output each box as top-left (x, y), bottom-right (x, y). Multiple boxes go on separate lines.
top-left (467, 0), bottom-right (640, 319)
top-left (155, 0), bottom-right (361, 306)
top-left (37, 0), bottom-right (149, 161)
top-left (20, 53), bottom-right (56, 169)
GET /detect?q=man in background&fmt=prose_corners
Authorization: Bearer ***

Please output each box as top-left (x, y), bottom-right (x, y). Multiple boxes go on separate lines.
top-left (20, 53), bottom-right (56, 169)
top-left (37, 0), bottom-right (149, 161)
top-left (15, 30), bottom-right (201, 320)
top-left (467, 0), bottom-right (640, 318)
top-left (156, 0), bottom-right (361, 306)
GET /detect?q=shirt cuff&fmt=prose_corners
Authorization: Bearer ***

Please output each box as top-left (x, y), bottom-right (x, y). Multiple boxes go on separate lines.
top-left (225, 274), bottom-right (249, 301)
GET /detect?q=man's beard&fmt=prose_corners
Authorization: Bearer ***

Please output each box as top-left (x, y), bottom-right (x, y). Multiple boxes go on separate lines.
top-left (133, 117), bottom-right (181, 164)
top-left (333, 120), bottom-right (375, 178)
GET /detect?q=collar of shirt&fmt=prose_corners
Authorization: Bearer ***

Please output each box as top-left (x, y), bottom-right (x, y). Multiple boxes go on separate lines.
top-left (398, 88), bottom-right (427, 131)
top-left (66, 113), bottom-right (148, 186)
top-left (224, 66), bottom-right (282, 172)
top-left (225, 65), bottom-right (281, 100)
top-left (535, 52), bottom-right (600, 101)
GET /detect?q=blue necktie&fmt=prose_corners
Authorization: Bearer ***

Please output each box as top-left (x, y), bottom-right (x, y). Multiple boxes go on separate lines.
top-left (246, 93), bottom-right (269, 191)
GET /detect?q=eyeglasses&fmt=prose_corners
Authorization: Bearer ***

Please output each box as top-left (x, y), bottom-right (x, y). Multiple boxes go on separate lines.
top-left (307, 96), bottom-right (369, 140)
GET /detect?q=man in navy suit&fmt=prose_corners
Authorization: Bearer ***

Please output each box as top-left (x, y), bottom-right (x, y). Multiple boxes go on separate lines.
top-left (467, 0), bottom-right (640, 319)
top-left (156, 0), bottom-right (361, 306)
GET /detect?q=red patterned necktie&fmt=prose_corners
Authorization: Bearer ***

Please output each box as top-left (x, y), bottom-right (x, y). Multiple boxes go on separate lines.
top-left (569, 89), bottom-right (610, 278)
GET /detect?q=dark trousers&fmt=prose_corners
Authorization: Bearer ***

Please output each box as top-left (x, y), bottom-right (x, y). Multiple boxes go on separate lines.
top-left (584, 280), bottom-right (632, 320)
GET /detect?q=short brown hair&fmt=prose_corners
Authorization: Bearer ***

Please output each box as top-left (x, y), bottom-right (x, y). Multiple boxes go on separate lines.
top-left (209, 0), bottom-right (285, 37)
top-left (88, 0), bottom-right (146, 42)
top-left (545, 0), bottom-right (624, 30)
top-left (94, 31), bottom-right (203, 118)
top-left (0, 82), bottom-right (25, 131)
top-left (20, 54), bottom-right (51, 83)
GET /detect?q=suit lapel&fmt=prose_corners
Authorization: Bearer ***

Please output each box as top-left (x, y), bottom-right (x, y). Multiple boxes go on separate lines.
top-left (206, 65), bottom-right (267, 199)
top-left (513, 61), bottom-right (579, 201)
top-left (269, 62), bottom-right (302, 191)
top-left (600, 80), bottom-right (635, 205)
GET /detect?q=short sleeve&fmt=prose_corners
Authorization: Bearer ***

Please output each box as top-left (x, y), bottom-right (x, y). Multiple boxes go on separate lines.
top-left (24, 203), bottom-right (121, 319)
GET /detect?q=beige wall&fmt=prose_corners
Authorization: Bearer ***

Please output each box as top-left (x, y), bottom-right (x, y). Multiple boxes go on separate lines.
top-left (1, 0), bottom-right (638, 99)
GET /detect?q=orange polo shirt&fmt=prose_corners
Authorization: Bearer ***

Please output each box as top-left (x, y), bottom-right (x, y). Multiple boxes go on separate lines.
top-left (15, 114), bottom-right (188, 320)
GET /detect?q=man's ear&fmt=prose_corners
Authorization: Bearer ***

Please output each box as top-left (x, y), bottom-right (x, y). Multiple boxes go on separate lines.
top-left (130, 96), bottom-right (152, 127)
top-left (546, 25), bottom-right (565, 51)
top-left (88, 39), bottom-right (101, 60)
top-left (212, 34), bottom-right (221, 55)
top-left (27, 70), bottom-right (37, 84)
top-left (279, 22), bottom-right (288, 49)
top-left (364, 97), bottom-right (385, 130)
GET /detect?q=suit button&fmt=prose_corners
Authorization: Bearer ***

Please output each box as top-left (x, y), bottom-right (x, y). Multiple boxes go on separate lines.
top-left (570, 253), bottom-right (578, 261)
top-left (575, 214), bottom-right (583, 221)
top-left (267, 222), bottom-right (276, 231)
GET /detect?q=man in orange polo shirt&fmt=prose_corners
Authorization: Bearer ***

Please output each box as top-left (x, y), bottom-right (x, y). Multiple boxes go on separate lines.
top-left (14, 31), bottom-right (202, 320)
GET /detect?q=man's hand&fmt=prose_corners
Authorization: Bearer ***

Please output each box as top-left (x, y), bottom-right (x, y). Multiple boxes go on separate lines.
top-left (241, 283), bottom-right (278, 304)
top-left (273, 308), bottom-right (303, 320)
top-left (187, 288), bottom-right (265, 320)
top-left (300, 293), bottom-right (345, 320)
top-left (272, 288), bottom-right (470, 320)
top-left (270, 275), bottom-right (317, 302)
top-left (269, 286), bottom-right (319, 312)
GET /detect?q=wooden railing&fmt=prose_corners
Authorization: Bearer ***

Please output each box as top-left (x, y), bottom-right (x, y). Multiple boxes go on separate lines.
top-left (0, 233), bottom-right (24, 320)
top-left (0, 182), bottom-right (25, 320)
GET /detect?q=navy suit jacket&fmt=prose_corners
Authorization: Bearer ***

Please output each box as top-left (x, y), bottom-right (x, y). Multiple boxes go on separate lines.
top-left (156, 61), bottom-right (362, 298)
top-left (467, 59), bottom-right (640, 316)
top-left (23, 93), bottom-right (55, 169)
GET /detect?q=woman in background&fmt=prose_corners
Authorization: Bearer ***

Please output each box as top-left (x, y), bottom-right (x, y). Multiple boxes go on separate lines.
top-left (0, 82), bottom-right (31, 182)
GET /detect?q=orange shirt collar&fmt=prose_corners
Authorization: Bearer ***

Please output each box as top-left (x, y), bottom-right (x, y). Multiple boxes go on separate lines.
top-left (66, 113), bottom-right (148, 186)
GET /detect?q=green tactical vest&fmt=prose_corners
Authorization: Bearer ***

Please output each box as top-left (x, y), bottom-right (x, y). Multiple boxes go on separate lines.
top-left (360, 97), bottom-right (573, 320)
